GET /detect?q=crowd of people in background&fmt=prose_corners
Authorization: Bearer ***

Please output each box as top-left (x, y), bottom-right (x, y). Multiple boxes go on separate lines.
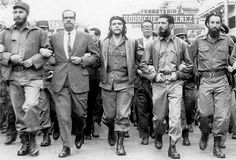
top-left (1, 1), bottom-right (236, 159)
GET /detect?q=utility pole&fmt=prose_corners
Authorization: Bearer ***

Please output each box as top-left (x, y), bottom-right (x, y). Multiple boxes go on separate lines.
top-left (224, 0), bottom-right (229, 26)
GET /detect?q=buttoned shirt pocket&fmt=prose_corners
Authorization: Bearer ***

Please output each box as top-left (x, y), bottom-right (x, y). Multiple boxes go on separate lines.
top-left (198, 46), bottom-right (210, 59)
top-left (216, 46), bottom-right (228, 60)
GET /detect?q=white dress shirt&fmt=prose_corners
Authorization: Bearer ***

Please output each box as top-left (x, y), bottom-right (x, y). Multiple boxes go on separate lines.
top-left (63, 29), bottom-right (76, 59)
top-left (143, 36), bottom-right (153, 48)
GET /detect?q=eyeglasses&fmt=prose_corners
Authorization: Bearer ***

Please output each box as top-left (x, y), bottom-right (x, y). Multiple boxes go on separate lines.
top-left (142, 25), bottom-right (152, 29)
top-left (63, 16), bottom-right (75, 20)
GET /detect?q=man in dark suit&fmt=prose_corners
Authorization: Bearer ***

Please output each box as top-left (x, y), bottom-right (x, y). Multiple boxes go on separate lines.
top-left (135, 19), bottom-right (155, 145)
top-left (84, 27), bottom-right (103, 139)
top-left (48, 9), bottom-right (100, 158)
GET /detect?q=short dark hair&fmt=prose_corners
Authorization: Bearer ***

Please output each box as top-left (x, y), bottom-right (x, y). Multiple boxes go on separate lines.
top-left (89, 28), bottom-right (101, 36)
top-left (141, 19), bottom-right (153, 28)
top-left (205, 13), bottom-right (222, 27)
top-left (159, 14), bottom-right (174, 24)
top-left (62, 9), bottom-right (76, 19)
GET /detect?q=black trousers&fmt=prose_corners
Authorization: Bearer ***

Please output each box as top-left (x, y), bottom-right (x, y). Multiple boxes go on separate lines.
top-left (133, 78), bottom-right (153, 138)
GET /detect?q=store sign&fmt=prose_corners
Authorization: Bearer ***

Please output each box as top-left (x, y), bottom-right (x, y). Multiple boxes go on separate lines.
top-left (140, 9), bottom-right (179, 14)
top-left (123, 14), bottom-right (194, 24)
top-left (48, 20), bottom-right (63, 29)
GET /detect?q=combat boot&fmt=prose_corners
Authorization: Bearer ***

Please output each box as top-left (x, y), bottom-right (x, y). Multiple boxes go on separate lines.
top-left (17, 133), bottom-right (30, 156)
top-left (40, 128), bottom-right (51, 147)
top-left (116, 132), bottom-right (126, 156)
top-left (168, 137), bottom-right (180, 159)
top-left (213, 137), bottom-right (225, 158)
top-left (182, 129), bottom-right (190, 146)
top-left (29, 132), bottom-right (39, 156)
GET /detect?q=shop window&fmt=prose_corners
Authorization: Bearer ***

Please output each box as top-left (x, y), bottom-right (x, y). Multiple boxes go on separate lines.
top-left (229, 16), bottom-right (235, 28)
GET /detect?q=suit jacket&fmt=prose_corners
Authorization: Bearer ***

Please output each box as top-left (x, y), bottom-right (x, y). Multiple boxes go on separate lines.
top-left (99, 37), bottom-right (137, 85)
top-left (50, 30), bottom-right (100, 93)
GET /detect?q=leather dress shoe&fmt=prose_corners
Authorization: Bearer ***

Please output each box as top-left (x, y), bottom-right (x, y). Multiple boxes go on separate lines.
top-left (154, 135), bottom-right (163, 149)
top-left (108, 127), bottom-right (116, 146)
top-left (92, 122), bottom-right (100, 138)
top-left (155, 139), bottom-right (163, 149)
top-left (4, 133), bottom-right (17, 145)
top-left (141, 138), bottom-right (149, 145)
top-left (52, 129), bottom-right (60, 140)
top-left (199, 132), bottom-right (209, 150)
top-left (168, 145), bottom-right (180, 159)
top-left (75, 134), bottom-right (84, 149)
top-left (58, 146), bottom-right (70, 158)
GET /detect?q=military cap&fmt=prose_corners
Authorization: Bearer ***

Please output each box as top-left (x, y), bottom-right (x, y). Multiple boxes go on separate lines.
top-left (13, 1), bottom-right (30, 13)
top-left (36, 20), bottom-right (49, 28)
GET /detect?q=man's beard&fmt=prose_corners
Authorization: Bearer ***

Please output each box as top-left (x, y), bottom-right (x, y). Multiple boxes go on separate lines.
top-left (14, 16), bottom-right (27, 26)
top-left (158, 28), bottom-right (171, 38)
top-left (209, 28), bottom-right (220, 39)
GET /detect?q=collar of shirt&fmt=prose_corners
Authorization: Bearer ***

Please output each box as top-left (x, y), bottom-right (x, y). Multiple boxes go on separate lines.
top-left (110, 36), bottom-right (125, 48)
top-left (159, 34), bottom-right (175, 42)
top-left (63, 29), bottom-right (76, 59)
top-left (202, 33), bottom-right (226, 42)
top-left (12, 22), bottom-right (30, 31)
top-left (143, 36), bottom-right (153, 47)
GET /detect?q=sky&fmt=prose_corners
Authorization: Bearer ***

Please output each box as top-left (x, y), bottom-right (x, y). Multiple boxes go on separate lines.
top-left (0, 0), bottom-right (166, 38)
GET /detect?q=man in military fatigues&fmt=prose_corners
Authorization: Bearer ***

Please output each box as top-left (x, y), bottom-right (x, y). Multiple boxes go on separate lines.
top-left (0, 2), bottom-right (52, 156)
top-left (139, 14), bottom-right (192, 159)
top-left (0, 45), bottom-right (17, 145)
top-left (188, 13), bottom-right (234, 158)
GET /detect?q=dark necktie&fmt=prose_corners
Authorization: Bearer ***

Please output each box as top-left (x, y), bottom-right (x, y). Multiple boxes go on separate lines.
top-left (67, 32), bottom-right (72, 55)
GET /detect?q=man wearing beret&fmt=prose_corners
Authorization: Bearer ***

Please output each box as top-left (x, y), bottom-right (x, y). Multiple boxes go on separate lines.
top-left (0, 1), bottom-right (52, 156)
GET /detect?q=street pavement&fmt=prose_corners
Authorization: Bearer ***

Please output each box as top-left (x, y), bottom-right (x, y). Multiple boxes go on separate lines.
top-left (0, 125), bottom-right (236, 160)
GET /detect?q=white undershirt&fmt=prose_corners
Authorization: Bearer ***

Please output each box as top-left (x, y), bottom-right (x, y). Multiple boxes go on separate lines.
top-left (143, 36), bottom-right (153, 48)
top-left (63, 29), bottom-right (76, 59)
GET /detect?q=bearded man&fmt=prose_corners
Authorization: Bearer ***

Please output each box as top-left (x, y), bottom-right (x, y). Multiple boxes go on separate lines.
top-left (139, 14), bottom-right (192, 159)
top-left (0, 1), bottom-right (52, 156)
top-left (188, 13), bottom-right (235, 158)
